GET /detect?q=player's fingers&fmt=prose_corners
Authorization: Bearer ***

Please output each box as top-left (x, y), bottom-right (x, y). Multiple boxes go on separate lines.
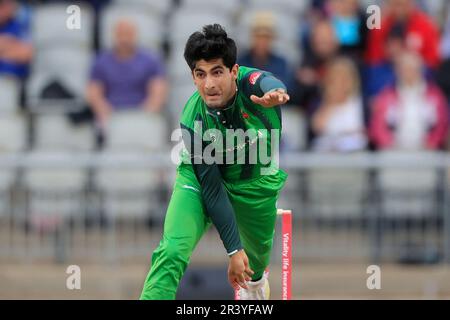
top-left (240, 282), bottom-right (248, 290)
top-left (276, 94), bottom-right (288, 104)
top-left (229, 275), bottom-right (240, 290)
top-left (250, 94), bottom-right (264, 104)
top-left (243, 259), bottom-right (253, 274)
top-left (237, 274), bottom-right (248, 289)
top-left (245, 267), bottom-right (254, 276)
top-left (271, 93), bottom-right (280, 102)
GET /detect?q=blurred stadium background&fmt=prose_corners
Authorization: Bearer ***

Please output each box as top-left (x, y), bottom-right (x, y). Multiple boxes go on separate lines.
top-left (2, 0), bottom-right (450, 299)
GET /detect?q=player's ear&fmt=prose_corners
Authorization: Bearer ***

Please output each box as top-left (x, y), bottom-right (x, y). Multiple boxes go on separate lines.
top-left (190, 62), bottom-right (198, 81)
top-left (191, 69), bottom-right (200, 87)
top-left (231, 64), bottom-right (239, 81)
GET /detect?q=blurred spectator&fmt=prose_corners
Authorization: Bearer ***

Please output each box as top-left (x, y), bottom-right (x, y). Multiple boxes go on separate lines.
top-left (310, 57), bottom-right (367, 152)
top-left (0, 0), bottom-right (33, 78)
top-left (363, 23), bottom-right (405, 100)
top-left (441, 3), bottom-right (450, 60)
top-left (289, 20), bottom-right (339, 111)
top-left (327, 0), bottom-right (368, 59)
top-left (365, 0), bottom-right (440, 70)
top-left (238, 11), bottom-right (289, 85)
top-left (369, 52), bottom-right (448, 151)
top-left (86, 19), bottom-right (168, 129)
top-left (436, 3), bottom-right (450, 103)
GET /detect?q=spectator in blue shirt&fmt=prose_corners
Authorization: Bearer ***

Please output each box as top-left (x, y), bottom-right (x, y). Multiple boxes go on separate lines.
top-left (0, 0), bottom-right (33, 78)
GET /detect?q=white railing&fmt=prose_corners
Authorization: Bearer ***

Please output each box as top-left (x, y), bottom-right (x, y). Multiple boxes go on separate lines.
top-left (0, 151), bottom-right (449, 265)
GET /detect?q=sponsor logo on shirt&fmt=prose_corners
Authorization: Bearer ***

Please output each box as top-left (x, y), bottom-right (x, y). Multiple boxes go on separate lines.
top-left (249, 72), bottom-right (262, 85)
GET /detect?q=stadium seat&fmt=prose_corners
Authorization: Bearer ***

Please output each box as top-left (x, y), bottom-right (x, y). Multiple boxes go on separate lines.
top-left (167, 45), bottom-right (193, 86)
top-left (27, 46), bottom-right (91, 112)
top-left (95, 110), bottom-right (170, 219)
top-left (29, 3), bottom-right (93, 112)
top-left (24, 167), bottom-right (89, 193)
top-left (307, 153), bottom-right (370, 219)
top-left (32, 3), bottom-right (93, 50)
top-left (167, 84), bottom-right (196, 127)
top-left (0, 77), bottom-right (20, 114)
top-left (26, 68), bottom-right (88, 112)
top-left (0, 170), bottom-right (14, 217)
top-left (94, 163), bottom-right (162, 219)
top-left (23, 165), bottom-right (89, 221)
top-left (281, 107), bottom-right (306, 152)
top-left (179, 0), bottom-right (241, 16)
top-left (23, 114), bottom-right (94, 221)
top-left (168, 9), bottom-right (234, 48)
top-left (276, 168), bottom-right (303, 216)
top-left (100, 5), bottom-right (164, 53)
top-left (103, 110), bottom-right (168, 151)
top-left (246, 0), bottom-right (311, 17)
top-left (33, 114), bottom-right (95, 151)
top-left (114, 0), bottom-right (173, 15)
top-left (32, 47), bottom-right (92, 76)
top-left (0, 114), bottom-right (27, 217)
top-left (0, 114), bottom-right (27, 152)
top-left (377, 151), bottom-right (439, 218)
top-left (360, 0), bottom-right (383, 5)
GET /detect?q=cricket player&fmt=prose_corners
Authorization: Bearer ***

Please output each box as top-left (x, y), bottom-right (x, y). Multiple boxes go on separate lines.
top-left (140, 24), bottom-right (289, 300)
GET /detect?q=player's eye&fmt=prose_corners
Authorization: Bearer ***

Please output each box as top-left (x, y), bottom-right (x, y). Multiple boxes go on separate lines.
top-left (214, 70), bottom-right (223, 76)
top-left (195, 72), bottom-right (205, 79)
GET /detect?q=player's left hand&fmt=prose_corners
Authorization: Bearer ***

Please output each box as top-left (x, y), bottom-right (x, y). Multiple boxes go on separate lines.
top-left (250, 89), bottom-right (290, 108)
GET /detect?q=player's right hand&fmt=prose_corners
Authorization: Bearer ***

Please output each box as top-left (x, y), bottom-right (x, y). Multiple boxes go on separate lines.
top-left (227, 249), bottom-right (254, 290)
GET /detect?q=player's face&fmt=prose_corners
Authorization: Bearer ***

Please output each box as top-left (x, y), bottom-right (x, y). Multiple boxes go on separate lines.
top-left (192, 59), bottom-right (238, 109)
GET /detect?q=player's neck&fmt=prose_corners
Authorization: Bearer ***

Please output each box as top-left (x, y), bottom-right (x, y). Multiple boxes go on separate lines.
top-left (222, 91), bottom-right (238, 110)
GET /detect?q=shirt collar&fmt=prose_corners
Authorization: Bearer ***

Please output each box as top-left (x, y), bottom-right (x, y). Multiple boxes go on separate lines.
top-left (205, 82), bottom-right (239, 116)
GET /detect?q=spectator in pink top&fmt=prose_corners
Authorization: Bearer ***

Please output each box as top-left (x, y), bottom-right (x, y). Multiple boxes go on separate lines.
top-left (369, 52), bottom-right (448, 151)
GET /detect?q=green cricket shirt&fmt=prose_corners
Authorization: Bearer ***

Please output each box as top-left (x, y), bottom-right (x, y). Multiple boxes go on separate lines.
top-left (178, 65), bottom-right (287, 255)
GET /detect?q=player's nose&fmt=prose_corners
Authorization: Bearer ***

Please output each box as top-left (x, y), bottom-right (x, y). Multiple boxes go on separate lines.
top-left (204, 75), bottom-right (216, 90)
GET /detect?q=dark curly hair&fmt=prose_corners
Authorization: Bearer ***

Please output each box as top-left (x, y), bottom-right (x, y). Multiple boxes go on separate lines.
top-left (184, 24), bottom-right (237, 71)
